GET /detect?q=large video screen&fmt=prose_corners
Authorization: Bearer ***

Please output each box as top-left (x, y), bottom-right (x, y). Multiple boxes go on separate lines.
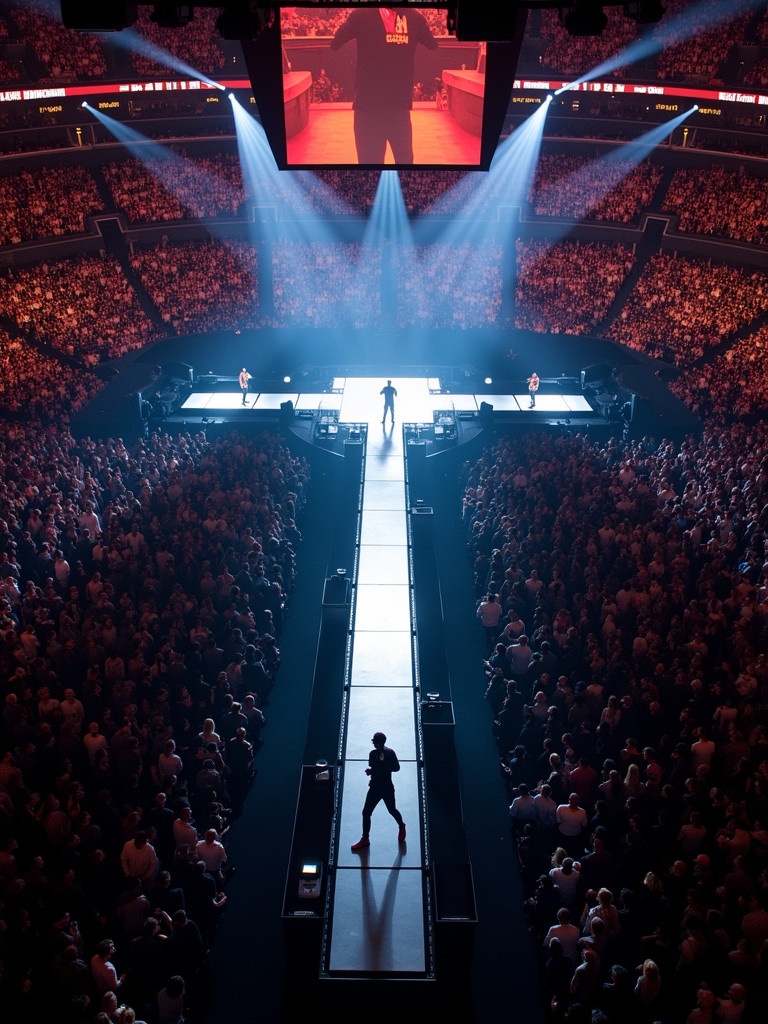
top-left (278, 7), bottom-right (488, 169)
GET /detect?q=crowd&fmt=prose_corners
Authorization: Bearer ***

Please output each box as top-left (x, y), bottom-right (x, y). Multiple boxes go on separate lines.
top-left (662, 166), bottom-right (768, 248)
top-left (0, 54), bottom-right (21, 83)
top-left (670, 325), bottom-right (768, 424)
top-left (606, 252), bottom-right (768, 365)
top-left (1, 151), bottom-right (768, 418)
top-left (515, 240), bottom-right (635, 336)
top-left (279, 7), bottom-right (448, 40)
top-left (394, 242), bottom-right (504, 329)
top-left (7, 0), bottom-right (108, 80)
top-left (102, 155), bottom-right (247, 225)
top-left (743, 55), bottom-right (768, 88)
top-left (308, 169), bottom-right (467, 217)
top-left (536, 0), bottom-right (761, 84)
top-left (272, 240), bottom-right (381, 329)
top-left (529, 155), bottom-right (663, 225)
top-left (464, 421), bottom-right (768, 1024)
top-left (0, 166), bottom-right (104, 247)
top-left (128, 7), bottom-right (225, 80)
top-left (0, 254), bottom-right (161, 364)
top-left (538, 6), bottom-right (638, 79)
top-left (129, 240), bottom-right (260, 335)
top-left (653, 1), bottom-right (753, 83)
top-left (0, 329), bottom-right (103, 417)
top-left (0, 416), bottom-right (309, 1023)
top-left (2, 0), bottom-right (767, 102)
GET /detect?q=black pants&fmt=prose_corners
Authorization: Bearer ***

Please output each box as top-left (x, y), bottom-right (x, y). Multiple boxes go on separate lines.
top-left (361, 783), bottom-right (403, 837)
top-left (354, 107), bottom-right (412, 164)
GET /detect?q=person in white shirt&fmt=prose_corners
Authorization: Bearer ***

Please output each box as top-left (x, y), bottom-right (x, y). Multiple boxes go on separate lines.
top-left (83, 722), bottom-right (108, 766)
top-left (555, 793), bottom-right (588, 857)
top-left (543, 907), bottom-right (580, 963)
top-left (120, 831), bottom-right (159, 885)
top-left (172, 806), bottom-right (198, 850)
top-left (196, 829), bottom-right (230, 886)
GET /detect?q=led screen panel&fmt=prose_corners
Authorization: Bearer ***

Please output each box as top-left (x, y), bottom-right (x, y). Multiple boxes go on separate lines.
top-left (279, 6), bottom-right (488, 169)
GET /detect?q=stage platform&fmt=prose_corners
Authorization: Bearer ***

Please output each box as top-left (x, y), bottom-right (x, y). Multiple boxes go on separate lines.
top-left (170, 377), bottom-right (603, 454)
top-left (179, 387), bottom-right (594, 417)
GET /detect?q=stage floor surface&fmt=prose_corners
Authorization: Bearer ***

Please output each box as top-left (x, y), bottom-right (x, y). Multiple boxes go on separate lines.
top-left (180, 376), bottom-right (594, 419)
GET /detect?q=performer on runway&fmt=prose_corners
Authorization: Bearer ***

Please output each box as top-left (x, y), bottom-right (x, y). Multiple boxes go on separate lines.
top-left (239, 367), bottom-right (252, 406)
top-left (527, 371), bottom-right (540, 409)
top-left (380, 379), bottom-right (397, 426)
top-left (351, 731), bottom-right (406, 850)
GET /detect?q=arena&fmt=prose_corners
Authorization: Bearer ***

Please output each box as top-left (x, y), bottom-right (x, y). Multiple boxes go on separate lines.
top-left (1, 3), bottom-right (768, 1023)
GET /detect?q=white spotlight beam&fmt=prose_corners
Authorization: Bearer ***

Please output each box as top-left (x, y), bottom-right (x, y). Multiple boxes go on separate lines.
top-left (102, 27), bottom-right (222, 90)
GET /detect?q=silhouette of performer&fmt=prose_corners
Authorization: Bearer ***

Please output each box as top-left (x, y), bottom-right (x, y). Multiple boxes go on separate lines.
top-left (380, 380), bottom-right (397, 425)
top-left (351, 732), bottom-right (406, 850)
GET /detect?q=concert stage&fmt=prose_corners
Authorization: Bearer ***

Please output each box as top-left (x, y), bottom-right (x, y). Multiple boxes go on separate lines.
top-left (166, 375), bottom-right (603, 454)
top-left (70, 324), bottom-right (700, 445)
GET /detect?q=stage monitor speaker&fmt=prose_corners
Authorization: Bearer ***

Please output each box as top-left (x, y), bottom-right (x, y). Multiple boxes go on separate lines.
top-left (580, 363), bottom-right (611, 391)
top-left (628, 394), bottom-right (654, 431)
top-left (280, 400), bottom-right (295, 424)
top-left (479, 401), bottom-right (494, 428)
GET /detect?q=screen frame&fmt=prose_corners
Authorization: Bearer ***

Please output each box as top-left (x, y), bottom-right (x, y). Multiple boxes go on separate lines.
top-left (241, 10), bottom-right (522, 171)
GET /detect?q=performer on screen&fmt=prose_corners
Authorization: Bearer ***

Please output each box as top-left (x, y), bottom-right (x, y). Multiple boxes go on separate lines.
top-left (527, 371), bottom-right (540, 409)
top-left (329, 8), bottom-right (438, 165)
top-left (239, 367), bottom-right (252, 406)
